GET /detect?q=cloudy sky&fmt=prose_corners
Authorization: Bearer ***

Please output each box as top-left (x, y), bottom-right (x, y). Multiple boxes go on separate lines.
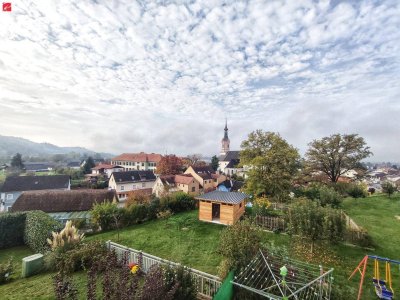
top-left (0, 0), bottom-right (399, 161)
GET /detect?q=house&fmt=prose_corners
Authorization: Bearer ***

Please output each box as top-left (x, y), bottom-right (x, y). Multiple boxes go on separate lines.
top-left (195, 191), bottom-right (248, 225)
top-left (66, 161), bottom-right (81, 170)
top-left (10, 189), bottom-right (117, 224)
top-left (24, 162), bottom-right (55, 173)
top-left (110, 152), bottom-right (162, 172)
top-left (91, 164), bottom-right (124, 178)
top-left (152, 174), bottom-right (200, 197)
top-left (217, 180), bottom-right (244, 192)
top-left (0, 175), bottom-right (70, 212)
top-left (108, 170), bottom-right (156, 203)
top-left (184, 166), bottom-right (225, 192)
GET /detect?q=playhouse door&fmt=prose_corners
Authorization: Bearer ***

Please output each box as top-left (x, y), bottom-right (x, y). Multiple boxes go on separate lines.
top-left (212, 203), bottom-right (220, 220)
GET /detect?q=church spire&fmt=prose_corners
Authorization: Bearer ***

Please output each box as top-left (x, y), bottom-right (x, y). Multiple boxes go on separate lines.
top-left (220, 119), bottom-right (230, 156)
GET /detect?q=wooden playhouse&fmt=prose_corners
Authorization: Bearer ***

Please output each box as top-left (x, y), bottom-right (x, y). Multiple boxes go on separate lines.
top-left (195, 191), bottom-right (248, 225)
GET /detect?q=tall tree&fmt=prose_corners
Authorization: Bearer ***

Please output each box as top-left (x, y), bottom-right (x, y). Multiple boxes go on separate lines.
top-left (156, 155), bottom-right (183, 175)
top-left (306, 134), bottom-right (372, 183)
top-left (10, 153), bottom-right (24, 170)
top-left (211, 155), bottom-right (219, 171)
top-left (240, 130), bottom-right (300, 200)
top-left (83, 156), bottom-right (96, 174)
top-left (186, 154), bottom-right (203, 166)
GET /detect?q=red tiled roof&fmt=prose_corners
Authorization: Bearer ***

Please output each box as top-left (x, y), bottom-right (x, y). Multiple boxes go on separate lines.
top-left (175, 174), bottom-right (195, 185)
top-left (112, 152), bottom-right (162, 163)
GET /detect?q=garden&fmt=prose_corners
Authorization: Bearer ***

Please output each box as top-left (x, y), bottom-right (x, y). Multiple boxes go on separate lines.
top-left (0, 189), bottom-right (399, 299)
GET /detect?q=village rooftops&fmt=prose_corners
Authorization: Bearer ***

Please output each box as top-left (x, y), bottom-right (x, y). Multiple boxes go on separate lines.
top-left (111, 170), bottom-right (156, 183)
top-left (92, 164), bottom-right (123, 170)
top-left (195, 190), bottom-right (249, 204)
top-left (0, 175), bottom-right (70, 192)
top-left (160, 174), bottom-right (195, 186)
top-left (111, 152), bottom-right (162, 163)
top-left (11, 189), bottom-right (117, 213)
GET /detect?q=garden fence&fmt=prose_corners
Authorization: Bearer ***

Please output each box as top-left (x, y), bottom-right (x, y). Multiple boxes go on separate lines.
top-left (341, 211), bottom-right (369, 244)
top-left (254, 215), bottom-right (285, 231)
top-left (106, 241), bottom-right (221, 299)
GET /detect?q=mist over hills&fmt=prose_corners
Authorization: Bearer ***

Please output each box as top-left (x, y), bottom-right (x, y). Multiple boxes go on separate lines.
top-left (0, 135), bottom-right (113, 159)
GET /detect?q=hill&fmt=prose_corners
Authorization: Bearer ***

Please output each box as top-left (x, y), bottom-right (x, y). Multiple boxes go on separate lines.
top-left (0, 135), bottom-right (113, 159)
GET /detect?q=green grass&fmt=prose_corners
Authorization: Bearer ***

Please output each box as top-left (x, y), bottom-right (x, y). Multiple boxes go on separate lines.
top-left (1, 194), bottom-right (399, 299)
top-left (87, 210), bottom-right (225, 274)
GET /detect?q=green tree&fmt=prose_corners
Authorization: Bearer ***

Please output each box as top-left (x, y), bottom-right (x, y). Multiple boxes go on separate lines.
top-left (211, 155), bottom-right (219, 171)
top-left (382, 181), bottom-right (396, 197)
top-left (306, 134), bottom-right (372, 183)
top-left (218, 219), bottom-right (261, 278)
top-left (10, 153), bottom-right (24, 170)
top-left (287, 199), bottom-right (345, 253)
top-left (82, 156), bottom-right (95, 174)
top-left (240, 130), bottom-right (300, 201)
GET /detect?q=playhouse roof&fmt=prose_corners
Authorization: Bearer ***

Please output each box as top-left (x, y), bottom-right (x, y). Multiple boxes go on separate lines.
top-left (195, 191), bottom-right (248, 204)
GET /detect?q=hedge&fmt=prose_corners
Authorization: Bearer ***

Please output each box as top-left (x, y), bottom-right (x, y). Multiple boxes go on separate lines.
top-left (0, 212), bottom-right (26, 249)
top-left (24, 211), bottom-right (63, 253)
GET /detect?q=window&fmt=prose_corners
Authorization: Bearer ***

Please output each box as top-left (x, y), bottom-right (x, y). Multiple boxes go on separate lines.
top-left (6, 206), bottom-right (11, 212)
top-left (133, 184), bottom-right (136, 189)
top-left (121, 185), bottom-right (124, 191)
top-left (239, 203), bottom-right (242, 208)
top-left (6, 194), bottom-right (13, 200)
top-left (192, 187), bottom-right (195, 192)
top-left (142, 183), bottom-right (145, 188)
top-left (142, 163), bottom-right (144, 166)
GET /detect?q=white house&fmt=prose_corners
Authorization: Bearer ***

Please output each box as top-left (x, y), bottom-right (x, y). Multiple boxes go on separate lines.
top-left (110, 152), bottom-right (162, 172)
top-left (108, 170), bottom-right (156, 204)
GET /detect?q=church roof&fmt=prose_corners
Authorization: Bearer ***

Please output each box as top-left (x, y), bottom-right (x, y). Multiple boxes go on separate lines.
top-left (220, 151), bottom-right (240, 162)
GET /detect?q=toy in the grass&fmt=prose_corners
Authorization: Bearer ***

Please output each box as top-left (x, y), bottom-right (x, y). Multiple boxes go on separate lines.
top-left (349, 255), bottom-right (400, 300)
top-left (128, 262), bottom-right (140, 274)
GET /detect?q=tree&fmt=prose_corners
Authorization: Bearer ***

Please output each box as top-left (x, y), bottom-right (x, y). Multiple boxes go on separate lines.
top-left (240, 130), bottom-right (300, 200)
top-left (186, 154), bottom-right (203, 166)
top-left (218, 219), bottom-right (261, 278)
top-left (287, 199), bottom-right (345, 253)
top-left (211, 155), bottom-right (219, 171)
top-left (306, 134), bottom-right (372, 183)
top-left (10, 153), bottom-right (24, 170)
top-left (82, 157), bottom-right (95, 174)
top-left (382, 181), bottom-right (396, 197)
top-left (156, 155), bottom-right (183, 175)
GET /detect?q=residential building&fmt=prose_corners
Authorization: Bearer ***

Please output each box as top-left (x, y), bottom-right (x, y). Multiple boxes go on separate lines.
top-left (11, 189), bottom-right (117, 224)
top-left (153, 174), bottom-right (200, 197)
top-left (24, 162), bottom-right (55, 173)
top-left (0, 175), bottom-right (70, 212)
top-left (111, 152), bottom-right (162, 172)
top-left (91, 163), bottom-right (124, 178)
top-left (184, 166), bottom-right (225, 192)
top-left (196, 191), bottom-right (248, 225)
top-left (66, 161), bottom-right (81, 170)
top-left (108, 170), bottom-right (156, 203)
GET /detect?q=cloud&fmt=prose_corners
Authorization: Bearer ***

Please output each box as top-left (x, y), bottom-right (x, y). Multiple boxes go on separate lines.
top-left (0, 0), bottom-right (399, 161)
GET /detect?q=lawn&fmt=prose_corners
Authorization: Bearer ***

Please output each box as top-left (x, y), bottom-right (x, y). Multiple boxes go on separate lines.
top-left (1, 194), bottom-right (399, 299)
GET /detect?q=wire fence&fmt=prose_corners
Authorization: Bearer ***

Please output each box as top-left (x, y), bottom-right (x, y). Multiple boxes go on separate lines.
top-left (106, 241), bottom-right (221, 299)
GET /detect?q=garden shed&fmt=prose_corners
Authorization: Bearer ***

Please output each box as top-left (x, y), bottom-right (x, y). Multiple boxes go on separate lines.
top-left (195, 191), bottom-right (248, 225)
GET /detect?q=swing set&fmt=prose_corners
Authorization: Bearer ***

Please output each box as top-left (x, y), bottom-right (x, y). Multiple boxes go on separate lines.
top-left (349, 255), bottom-right (400, 300)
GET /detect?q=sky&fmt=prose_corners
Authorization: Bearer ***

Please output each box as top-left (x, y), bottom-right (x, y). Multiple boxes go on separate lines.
top-left (0, 0), bottom-right (399, 161)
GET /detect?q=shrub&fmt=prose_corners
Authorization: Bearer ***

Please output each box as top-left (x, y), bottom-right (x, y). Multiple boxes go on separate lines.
top-left (126, 204), bottom-right (148, 225)
top-left (125, 190), bottom-right (152, 207)
top-left (0, 258), bottom-right (13, 285)
top-left (53, 272), bottom-right (78, 300)
top-left (46, 240), bottom-right (106, 274)
top-left (368, 187), bottom-right (376, 194)
top-left (253, 195), bottom-right (272, 216)
top-left (164, 265), bottom-right (197, 300)
top-left (47, 220), bottom-right (84, 251)
top-left (302, 183), bottom-right (342, 207)
top-left (24, 211), bottom-right (63, 253)
top-left (0, 212), bottom-right (26, 249)
top-left (218, 219), bottom-right (261, 278)
top-left (91, 202), bottom-right (120, 231)
top-left (346, 183), bottom-right (368, 198)
top-left (160, 192), bottom-right (195, 213)
top-left (382, 181), bottom-right (396, 197)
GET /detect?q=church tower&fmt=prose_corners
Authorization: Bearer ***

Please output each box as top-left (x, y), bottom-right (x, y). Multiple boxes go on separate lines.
top-left (220, 119), bottom-right (230, 156)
